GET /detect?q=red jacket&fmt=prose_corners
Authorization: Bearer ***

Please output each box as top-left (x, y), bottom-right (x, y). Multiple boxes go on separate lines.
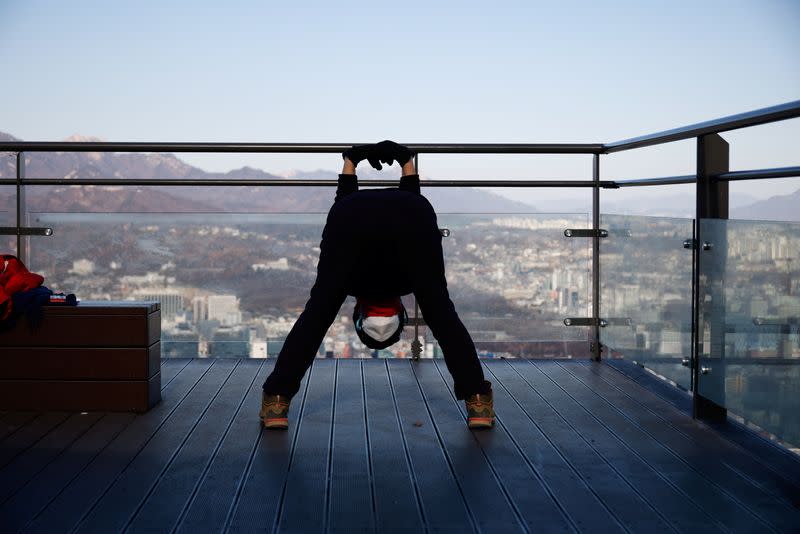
top-left (0, 255), bottom-right (44, 320)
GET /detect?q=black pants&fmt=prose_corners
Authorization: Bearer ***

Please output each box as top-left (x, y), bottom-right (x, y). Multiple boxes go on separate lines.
top-left (262, 188), bottom-right (490, 400)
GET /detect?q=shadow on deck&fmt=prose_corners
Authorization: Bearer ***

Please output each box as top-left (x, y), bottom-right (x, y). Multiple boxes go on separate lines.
top-left (1, 358), bottom-right (799, 533)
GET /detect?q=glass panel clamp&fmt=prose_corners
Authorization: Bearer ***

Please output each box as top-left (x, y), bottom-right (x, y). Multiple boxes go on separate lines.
top-left (564, 229), bottom-right (608, 238)
top-left (563, 317), bottom-right (608, 327)
top-left (0, 227), bottom-right (53, 236)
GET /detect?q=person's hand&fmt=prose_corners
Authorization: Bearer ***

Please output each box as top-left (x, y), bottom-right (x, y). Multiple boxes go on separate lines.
top-left (342, 144), bottom-right (383, 170)
top-left (374, 140), bottom-right (414, 167)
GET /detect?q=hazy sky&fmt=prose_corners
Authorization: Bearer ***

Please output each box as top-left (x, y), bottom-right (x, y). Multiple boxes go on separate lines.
top-left (1, 0), bottom-right (798, 209)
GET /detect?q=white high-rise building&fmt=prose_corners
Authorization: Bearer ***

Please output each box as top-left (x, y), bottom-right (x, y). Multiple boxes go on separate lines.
top-left (207, 295), bottom-right (242, 326)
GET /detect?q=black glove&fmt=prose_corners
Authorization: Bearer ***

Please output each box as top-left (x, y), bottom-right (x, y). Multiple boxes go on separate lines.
top-left (342, 144), bottom-right (383, 170)
top-left (374, 140), bottom-right (414, 167)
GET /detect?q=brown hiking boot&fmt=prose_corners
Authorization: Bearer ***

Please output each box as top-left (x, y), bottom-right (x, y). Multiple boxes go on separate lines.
top-left (465, 389), bottom-right (494, 429)
top-left (260, 392), bottom-right (290, 429)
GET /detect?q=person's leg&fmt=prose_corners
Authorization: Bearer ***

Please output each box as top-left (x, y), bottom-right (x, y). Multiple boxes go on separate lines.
top-left (403, 205), bottom-right (490, 400)
top-left (262, 213), bottom-right (355, 398)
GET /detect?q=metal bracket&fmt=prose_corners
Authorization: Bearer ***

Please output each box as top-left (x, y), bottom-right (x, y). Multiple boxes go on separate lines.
top-left (604, 317), bottom-right (633, 326)
top-left (564, 228), bottom-right (608, 238)
top-left (0, 227), bottom-right (53, 236)
top-left (563, 317), bottom-right (608, 327)
top-left (589, 341), bottom-right (605, 361)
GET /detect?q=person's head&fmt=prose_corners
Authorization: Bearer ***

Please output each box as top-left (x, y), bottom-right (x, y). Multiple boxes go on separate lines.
top-left (353, 296), bottom-right (408, 350)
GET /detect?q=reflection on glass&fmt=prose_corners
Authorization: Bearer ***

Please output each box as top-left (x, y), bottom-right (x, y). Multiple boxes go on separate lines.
top-left (600, 215), bottom-right (694, 389)
top-left (28, 212), bottom-right (589, 359)
top-left (698, 218), bottom-right (800, 447)
top-left (0, 209), bottom-right (14, 254)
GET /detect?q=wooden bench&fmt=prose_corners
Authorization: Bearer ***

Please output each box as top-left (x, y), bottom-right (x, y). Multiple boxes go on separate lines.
top-left (0, 301), bottom-right (161, 412)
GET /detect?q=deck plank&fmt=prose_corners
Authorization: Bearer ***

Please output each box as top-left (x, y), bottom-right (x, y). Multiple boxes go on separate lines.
top-left (74, 359), bottom-right (237, 533)
top-left (583, 361), bottom-right (800, 505)
top-left (485, 360), bottom-right (626, 533)
top-left (536, 360), bottom-right (774, 533)
top-left (0, 411), bottom-right (102, 503)
top-left (605, 359), bottom-right (800, 489)
top-left (225, 361), bottom-right (311, 533)
top-left (276, 359), bottom-right (336, 534)
top-left (521, 361), bottom-right (724, 533)
top-left (437, 360), bottom-right (576, 534)
top-left (127, 360), bottom-right (263, 532)
top-left (564, 361), bottom-right (800, 532)
top-left (386, 359), bottom-right (474, 533)
top-left (0, 413), bottom-right (134, 532)
top-left (0, 412), bottom-right (40, 443)
top-left (0, 412), bottom-right (71, 469)
top-left (175, 360), bottom-right (275, 534)
top-left (413, 359), bottom-right (523, 533)
top-left (362, 360), bottom-right (424, 533)
top-left (159, 358), bottom-right (190, 388)
top-left (328, 359), bottom-right (374, 532)
top-left (21, 358), bottom-right (213, 534)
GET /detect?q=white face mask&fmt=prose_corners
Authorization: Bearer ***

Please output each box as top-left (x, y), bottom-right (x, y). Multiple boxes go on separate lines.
top-left (362, 315), bottom-right (401, 342)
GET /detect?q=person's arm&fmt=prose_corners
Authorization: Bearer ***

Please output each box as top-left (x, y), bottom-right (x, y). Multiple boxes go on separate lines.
top-left (336, 157), bottom-right (358, 202)
top-left (399, 157), bottom-right (420, 194)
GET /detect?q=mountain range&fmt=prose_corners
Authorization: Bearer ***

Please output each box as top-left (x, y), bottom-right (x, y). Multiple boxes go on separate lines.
top-left (1, 131), bottom-right (797, 221)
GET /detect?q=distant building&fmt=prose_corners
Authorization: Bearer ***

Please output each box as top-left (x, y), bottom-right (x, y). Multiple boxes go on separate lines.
top-left (192, 296), bottom-right (207, 323)
top-left (132, 289), bottom-right (185, 319)
top-left (207, 295), bottom-right (241, 326)
top-left (69, 259), bottom-right (95, 276)
top-left (251, 258), bottom-right (290, 271)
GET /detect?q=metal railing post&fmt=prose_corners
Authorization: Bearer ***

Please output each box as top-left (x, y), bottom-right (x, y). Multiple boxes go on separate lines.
top-left (16, 151), bottom-right (26, 263)
top-left (591, 154), bottom-right (602, 361)
top-left (693, 133), bottom-right (729, 421)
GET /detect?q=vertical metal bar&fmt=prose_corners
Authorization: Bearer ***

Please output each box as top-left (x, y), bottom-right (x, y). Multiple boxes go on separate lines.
top-left (693, 133), bottom-right (729, 421)
top-left (690, 218), bottom-right (697, 393)
top-left (591, 154), bottom-right (601, 361)
top-left (16, 151), bottom-right (26, 262)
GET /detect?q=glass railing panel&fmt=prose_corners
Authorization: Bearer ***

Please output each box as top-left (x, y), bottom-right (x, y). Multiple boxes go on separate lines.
top-left (600, 214), bottom-right (694, 389)
top-left (0, 181), bottom-right (15, 253)
top-left (436, 213), bottom-right (590, 358)
top-left (28, 196), bottom-right (586, 358)
top-left (698, 218), bottom-right (800, 447)
top-left (28, 210), bottom-right (327, 358)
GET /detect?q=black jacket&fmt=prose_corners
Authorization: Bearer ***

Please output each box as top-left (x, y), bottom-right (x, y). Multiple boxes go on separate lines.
top-left (321, 173), bottom-right (440, 298)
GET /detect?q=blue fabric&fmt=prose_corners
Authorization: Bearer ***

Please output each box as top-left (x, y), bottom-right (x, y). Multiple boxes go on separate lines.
top-left (0, 286), bottom-right (52, 332)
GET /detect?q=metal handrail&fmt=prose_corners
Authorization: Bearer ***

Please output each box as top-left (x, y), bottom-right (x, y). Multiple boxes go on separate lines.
top-left (607, 165), bottom-right (800, 188)
top-left (0, 177), bottom-right (619, 188)
top-left (717, 166), bottom-right (800, 182)
top-left (614, 175), bottom-right (697, 187)
top-left (0, 142), bottom-right (603, 154)
top-left (1, 100), bottom-right (797, 158)
top-left (603, 100), bottom-right (800, 153)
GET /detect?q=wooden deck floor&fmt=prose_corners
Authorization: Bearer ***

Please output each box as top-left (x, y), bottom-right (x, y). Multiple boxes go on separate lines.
top-left (1, 358), bottom-right (799, 533)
